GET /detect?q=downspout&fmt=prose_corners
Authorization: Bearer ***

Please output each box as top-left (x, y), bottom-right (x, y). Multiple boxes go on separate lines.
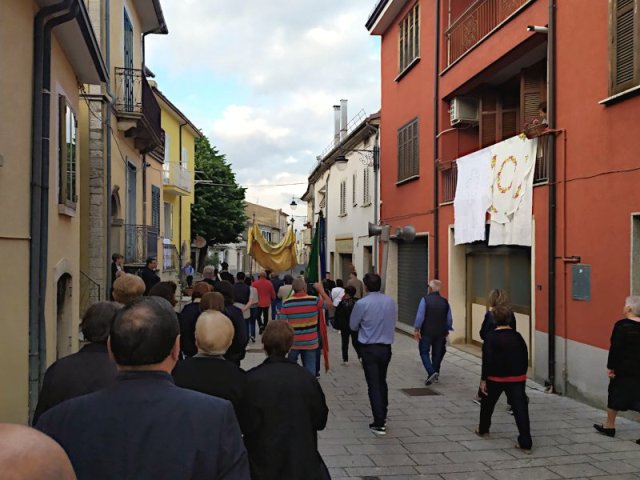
top-left (105, 0), bottom-right (113, 298)
top-left (433, 0), bottom-right (441, 279)
top-left (179, 123), bottom-right (187, 273)
top-left (547, 0), bottom-right (557, 392)
top-left (29, 0), bottom-right (77, 421)
top-left (142, 155), bottom-right (148, 228)
top-left (373, 128), bottom-right (380, 273)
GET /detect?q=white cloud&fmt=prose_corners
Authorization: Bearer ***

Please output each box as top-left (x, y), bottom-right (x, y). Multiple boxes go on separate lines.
top-left (147, 1), bottom-right (380, 211)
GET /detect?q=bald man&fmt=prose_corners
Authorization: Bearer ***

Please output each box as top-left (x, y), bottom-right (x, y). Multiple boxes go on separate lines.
top-left (0, 423), bottom-right (76, 480)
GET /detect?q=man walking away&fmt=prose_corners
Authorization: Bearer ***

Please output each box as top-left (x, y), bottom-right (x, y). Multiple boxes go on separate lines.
top-left (347, 271), bottom-right (364, 299)
top-left (350, 273), bottom-right (397, 436)
top-left (270, 272), bottom-right (284, 320)
top-left (278, 277), bottom-right (324, 376)
top-left (414, 279), bottom-right (452, 386)
top-left (36, 297), bottom-right (249, 479)
top-left (219, 261), bottom-right (235, 283)
top-left (254, 271), bottom-right (276, 334)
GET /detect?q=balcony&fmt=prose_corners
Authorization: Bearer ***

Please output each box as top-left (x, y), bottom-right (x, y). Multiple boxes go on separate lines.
top-left (163, 162), bottom-right (191, 195)
top-left (445, 0), bottom-right (532, 66)
top-left (124, 224), bottom-right (159, 266)
top-left (163, 243), bottom-right (179, 271)
top-left (440, 137), bottom-right (549, 204)
top-left (114, 68), bottom-right (163, 154)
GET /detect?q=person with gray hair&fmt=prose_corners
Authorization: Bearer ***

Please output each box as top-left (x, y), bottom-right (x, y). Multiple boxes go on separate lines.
top-left (202, 265), bottom-right (219, 287)
top-left (33, 301), bottom-right (121, 424)
top-left (173, 311), bottom-right (247, 418)
top-left (0, 423), bottom-right (76, 480)
top-left (413, 278), bottom-right (453, 386)
top-left (36, 297), bottom-right (250, 479)
top-left (594, 295), bottom-right (640, 445)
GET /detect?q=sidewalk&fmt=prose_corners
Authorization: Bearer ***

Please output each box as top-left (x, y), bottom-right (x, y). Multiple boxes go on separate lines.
top-left (243, 328), bottom-right (640, 479)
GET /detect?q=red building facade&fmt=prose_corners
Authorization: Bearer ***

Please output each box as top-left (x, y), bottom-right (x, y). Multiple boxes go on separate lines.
top-left (368, 0), bottom-right (640, 404)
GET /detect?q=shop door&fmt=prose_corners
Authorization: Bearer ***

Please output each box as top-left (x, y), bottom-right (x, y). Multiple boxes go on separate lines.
top-left (397, 237), bottom-right (428, 327)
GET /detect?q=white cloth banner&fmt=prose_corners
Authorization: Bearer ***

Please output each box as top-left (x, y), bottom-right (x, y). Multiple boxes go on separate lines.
top-left (453, 147), bottom-right (493, 245)
top-left (488, 136), bottom-right (538, 246)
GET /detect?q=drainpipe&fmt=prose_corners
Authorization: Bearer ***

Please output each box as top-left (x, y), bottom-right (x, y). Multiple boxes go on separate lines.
top-left (142, 155), bottom-right (148, 230)
top-left (433, 0), bottom-right (441, 280)
top-left (29, 0), bottom-right (77, 421)
top-left (547, 0), bottom-right (557, 392)
top-left (178, 122), bottom-right (187, 273)
top-left (105, 0), bottom-right (113, 298)
top-left (373, 128), bottom-right (380, 273)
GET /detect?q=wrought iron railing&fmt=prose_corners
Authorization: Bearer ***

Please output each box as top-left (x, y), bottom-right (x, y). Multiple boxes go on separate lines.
top-left (80, 271), bottom-right (101, 316)
top-left (163, 243), bottom-right (179, 271)
top-left (113, 68), bottom-right (163, 143)
top-left (441, 163), bottom-right (458, 204)
top-left (124, 224), bottom-right (159, 265)
top-left (440, 139), bottom-right (548, 203)
top-left (445, 0), bottom-right (531, 66)
top-left (163, 162), bottom-right (191, 192)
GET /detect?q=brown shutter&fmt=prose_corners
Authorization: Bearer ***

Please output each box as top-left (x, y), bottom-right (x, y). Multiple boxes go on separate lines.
top-left (612, 0), bottom-right (637, 93)
top-left (520, 65), bottom-right (546, 127)
top-left (480, 91), bottom-right (498, 148)
top-left (58, 95), bottom-right (67, 204)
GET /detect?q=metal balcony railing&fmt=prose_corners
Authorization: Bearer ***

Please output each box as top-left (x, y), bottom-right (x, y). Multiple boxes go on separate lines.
top-left (163, 162), bottom-right (191, 193)
top-left (440, 140), bottom-right (549, 203)
top-left (445, 0), bottom-right (531, 66)
top-left (113, 68), bottom-right (163, 149)
top-left (124, 224), bottom-right (159, 265)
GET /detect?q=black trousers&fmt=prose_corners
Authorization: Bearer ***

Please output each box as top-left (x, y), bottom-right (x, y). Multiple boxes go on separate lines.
top-left (340, 329), bottom-right (360, 362)
top-left (258, 306), bottom-right (269, 329)
top-left (479, 380), bottom-right (532, 449)
top-left (360, 344), bottom-right (392, 427)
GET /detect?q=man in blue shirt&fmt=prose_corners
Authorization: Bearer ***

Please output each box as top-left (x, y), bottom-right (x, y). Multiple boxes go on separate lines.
top-left (350, 273), bottom-right (397, 436)
top-left (414, 279), bottom-right (453, 386)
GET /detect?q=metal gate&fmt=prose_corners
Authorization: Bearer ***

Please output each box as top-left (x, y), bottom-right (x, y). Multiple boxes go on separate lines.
top-left (397, 237), bottom-right (428, 326)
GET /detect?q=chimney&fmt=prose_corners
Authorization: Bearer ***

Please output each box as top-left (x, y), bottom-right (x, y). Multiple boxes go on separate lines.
top-left (333, 105), bottom-right (341, 144)
top-left (340, 99), bottom-right (348, 140)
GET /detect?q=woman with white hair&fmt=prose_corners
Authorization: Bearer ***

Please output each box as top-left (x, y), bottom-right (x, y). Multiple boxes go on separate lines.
top-left (172, 310), bottom-right (246, 418)
top-left (594, 296), bottom-right (640, 445)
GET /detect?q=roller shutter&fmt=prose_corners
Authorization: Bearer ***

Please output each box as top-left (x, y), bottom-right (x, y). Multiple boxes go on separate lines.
top-left (397, 237), bottom-right (428, 326)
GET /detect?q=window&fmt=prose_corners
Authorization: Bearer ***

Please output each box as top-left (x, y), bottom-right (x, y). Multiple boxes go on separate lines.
top-left (58, 96), bottom-right (77, 206)
top-left (399, 3), bottom-right (420, 73)
top-left (339, 180), bottom-right (347, 215)
top-left (352, 173), bottom-right (357, 206)
top-left (261, 229), bottom-right (272, 242)
top-left (151, 186), bottom-right (160, 232)
top-left (397, 118), bottom-right (419, 181)
top-left (181, 146), bottom-right (188, 166)
top-left (363, 168), bottom-right (371, 205)
top-left (163, 201), bottom-right (171, 239)
top-left (610, 0), bottom-right (639, 95)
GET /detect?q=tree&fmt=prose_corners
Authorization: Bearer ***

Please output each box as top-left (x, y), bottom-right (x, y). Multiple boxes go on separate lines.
top-left (191, 136), bottom-right (246, 246)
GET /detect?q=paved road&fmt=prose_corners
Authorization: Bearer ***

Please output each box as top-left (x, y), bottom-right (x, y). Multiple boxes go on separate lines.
top-left (243, 327), bottom-right (640, 479)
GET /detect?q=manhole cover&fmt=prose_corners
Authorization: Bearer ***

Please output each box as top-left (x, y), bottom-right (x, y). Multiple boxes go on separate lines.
top-left (401, 387), bottom-right (440, 396)
top-left (361, 477), bottom-right (381, 480)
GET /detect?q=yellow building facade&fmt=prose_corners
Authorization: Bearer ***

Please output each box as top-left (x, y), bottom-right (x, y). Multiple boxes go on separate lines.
top-left (152, 86), bottom-right (200, 280)
top-left (0, 0), bottom-right (107, 422)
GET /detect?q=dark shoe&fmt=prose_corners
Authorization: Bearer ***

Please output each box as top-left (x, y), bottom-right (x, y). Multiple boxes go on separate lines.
top-left (433, 372), bottom-right (440, 383)
top-left (515, 443), bottom-right (532, 454)
top-left (475, 429), bottom-right (489, 437)
top-left (424, 379), bottom-right (433, 386)
top-left (250, 336), bottom-right (255, 343)
top-left (636, 438), bottom-right (640, 445)
top-left (593, 424), bottom-right (616, 437)
top-left (426, 372), bottom-right (438, 384)
top-left (472, 398), bottom-right (482, 406)
top-left (369, 423), bottom-right (386, 436)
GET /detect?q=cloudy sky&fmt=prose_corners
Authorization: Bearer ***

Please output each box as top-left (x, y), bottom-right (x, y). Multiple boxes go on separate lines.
top-left (146, 1), bottom-right (381, 219)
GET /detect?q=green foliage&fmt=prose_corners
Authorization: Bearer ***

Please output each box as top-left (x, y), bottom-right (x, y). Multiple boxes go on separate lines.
top-left (191, 136), bottom-right (246, 245)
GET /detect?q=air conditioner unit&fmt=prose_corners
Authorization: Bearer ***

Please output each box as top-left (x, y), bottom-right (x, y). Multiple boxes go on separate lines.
top-left (449, 97), bottom-right (479, 126)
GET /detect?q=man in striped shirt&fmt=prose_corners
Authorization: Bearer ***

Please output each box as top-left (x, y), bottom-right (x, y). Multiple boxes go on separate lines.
top-left (278, 276), bottom-right (323, 375)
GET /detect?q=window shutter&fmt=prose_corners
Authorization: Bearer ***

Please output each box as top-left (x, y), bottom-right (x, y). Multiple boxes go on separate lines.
top-left (480, 91), bottom-right (498, 148)
top-left (151, 186), bottom-right (160, 232)
top-left (612, 0), bottom-right (637, 93)
top-left (58, 96), bottom-right (67, 204)
top-left (520, 66), bottom-right (546, 127)
top-left (352, 173), bottom-right (357, 205)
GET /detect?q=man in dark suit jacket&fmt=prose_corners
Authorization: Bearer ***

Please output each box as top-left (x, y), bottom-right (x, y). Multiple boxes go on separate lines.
top-left (33, 301), bottom-right (120, 425)
top-left (36, 297), bottom-right (249, 480)
top-left (140, 257), bottom-right (160, 295)
top-left (241, 320), bottom-right (328, 480)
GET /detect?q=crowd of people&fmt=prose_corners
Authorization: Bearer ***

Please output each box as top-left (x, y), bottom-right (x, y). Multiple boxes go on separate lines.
top-left (4, 256), bottom-right (638, 479)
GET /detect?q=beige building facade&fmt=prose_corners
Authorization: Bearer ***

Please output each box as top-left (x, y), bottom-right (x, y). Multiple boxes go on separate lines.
top-left (0, 0), bottom-right (107, 422)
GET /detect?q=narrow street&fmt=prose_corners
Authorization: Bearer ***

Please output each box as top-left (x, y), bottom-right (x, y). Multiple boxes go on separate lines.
top-left (244, 328), bottom-right (640, 479)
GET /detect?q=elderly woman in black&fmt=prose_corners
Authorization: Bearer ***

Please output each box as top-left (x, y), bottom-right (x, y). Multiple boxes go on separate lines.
top-left (476, 304), bottom-right (532, 452)
top-left (594, 295), bottom-right (640, 445)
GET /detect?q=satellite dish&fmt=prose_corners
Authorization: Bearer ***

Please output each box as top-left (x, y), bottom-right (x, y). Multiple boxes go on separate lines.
top-left (195, 235), bottom-right (207, 249)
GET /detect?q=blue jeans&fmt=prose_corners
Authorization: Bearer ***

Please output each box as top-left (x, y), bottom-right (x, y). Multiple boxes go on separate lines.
top-left (288, 348), bottom-right (317, 375)
top-left (419, 334), bottom-right (444, 376)
top-left (271, 299), bottom-right (281, 320)
top-left (360, 344), bottom-right (392, 427)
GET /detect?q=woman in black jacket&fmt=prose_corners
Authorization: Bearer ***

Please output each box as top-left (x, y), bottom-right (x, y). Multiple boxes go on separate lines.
top-left (593, 296), bottom-right (640, 445)
top-left (334, 285), bottom-right (360, 364)
top-left (476, 304), bottom-right (532, 452)
top-left (215, 280), bottom-right (249, 366)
